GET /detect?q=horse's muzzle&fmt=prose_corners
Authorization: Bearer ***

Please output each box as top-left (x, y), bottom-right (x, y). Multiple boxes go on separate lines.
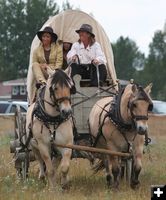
top-left (60, 109), bottom-right (72, 119)
top-left (137, 126), bottom-right (147, 135)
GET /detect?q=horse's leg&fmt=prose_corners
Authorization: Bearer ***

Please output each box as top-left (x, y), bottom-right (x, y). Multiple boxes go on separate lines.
top-left (104, 158), bottom-right (113, 187)
top-left (30, 138), bottom-right (46, 180)
top-left (131, 137), bottom-right (144, 189)
top-left (110, 156), bottom-right (121, 189)
top-left (59, 148), bottom-right (72, 189)
top-left (52, 155), bottom-right (61, 180)
top-left (38, 143), bottom-right (56, 189)
top-left (32, 147), bottom-right (46, 180)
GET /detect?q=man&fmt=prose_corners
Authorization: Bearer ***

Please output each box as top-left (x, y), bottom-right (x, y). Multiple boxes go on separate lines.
top-left (67, 24), bottom-right (107, 86)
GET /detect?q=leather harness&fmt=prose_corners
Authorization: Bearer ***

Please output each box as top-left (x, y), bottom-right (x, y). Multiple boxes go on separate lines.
top-left (92, 84), bottom-right (153, 149)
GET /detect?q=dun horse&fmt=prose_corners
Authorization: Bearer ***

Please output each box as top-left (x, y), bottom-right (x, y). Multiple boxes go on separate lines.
top-left (89, 83), bottom-right (153, 189)
top-left (26, 69), bottom-right (74, 189)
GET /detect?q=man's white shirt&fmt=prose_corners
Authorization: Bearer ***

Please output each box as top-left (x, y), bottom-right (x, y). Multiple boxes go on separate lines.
top-left (67, 42), bottom-right (106, 65)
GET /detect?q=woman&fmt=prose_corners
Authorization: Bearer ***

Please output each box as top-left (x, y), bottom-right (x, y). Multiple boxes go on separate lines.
top-left (67, 24), bottom-right (107, 86)
top-left (62, 42), bottom-right (72, 70)
top-left (32, 26), bottom-right (63, 87)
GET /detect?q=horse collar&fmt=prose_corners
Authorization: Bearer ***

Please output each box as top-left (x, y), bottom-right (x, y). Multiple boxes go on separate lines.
top-left (108, 88), bottom-right (135, 131)
top-left (32, 86), bottom-right (71, 127)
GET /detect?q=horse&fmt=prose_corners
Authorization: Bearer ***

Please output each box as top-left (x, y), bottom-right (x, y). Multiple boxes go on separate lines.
top-left (88, 83), bottom-right (153, 189)
top-left (26, 68), bottom-right (75, 189)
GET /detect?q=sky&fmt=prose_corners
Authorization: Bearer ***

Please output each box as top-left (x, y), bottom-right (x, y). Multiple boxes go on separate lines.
top-left (56, 0), bottom-right (166, 55)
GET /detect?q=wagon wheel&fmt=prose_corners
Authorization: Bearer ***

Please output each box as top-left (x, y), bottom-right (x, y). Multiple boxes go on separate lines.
top-left (14, 105), bottom-right (29, 180)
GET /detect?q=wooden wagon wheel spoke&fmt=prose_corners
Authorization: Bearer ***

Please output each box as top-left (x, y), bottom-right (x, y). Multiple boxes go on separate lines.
top-left (14, 105), bottom-right (22, 140)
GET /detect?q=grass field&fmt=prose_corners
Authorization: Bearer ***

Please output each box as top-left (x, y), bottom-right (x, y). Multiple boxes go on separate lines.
top-left (0, 134), bottom-right (166, 200)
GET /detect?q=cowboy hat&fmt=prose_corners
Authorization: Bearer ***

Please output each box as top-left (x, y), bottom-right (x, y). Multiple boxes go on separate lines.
top-left (37, 26), bottom-right (58, 42)
top-left (75, 24), bottom-right (95, 37)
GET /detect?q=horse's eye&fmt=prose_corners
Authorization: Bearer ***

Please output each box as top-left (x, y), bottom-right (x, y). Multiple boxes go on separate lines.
top-left (54, 87), bottom-right (58, 91)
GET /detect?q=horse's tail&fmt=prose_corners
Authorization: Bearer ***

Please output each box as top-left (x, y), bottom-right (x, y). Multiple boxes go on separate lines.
top-left (92, 159), bottom-right (105, 174)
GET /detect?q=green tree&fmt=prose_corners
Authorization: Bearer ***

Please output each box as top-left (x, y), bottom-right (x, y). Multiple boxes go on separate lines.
top-left (62, 0), bottom-right (73, 10)
top-left (0, 0), bottom-right (59, 81)
top-left (0, 0), bottom-right (26, 80)
top-left (112, 36), bottom-right (145, 81)
top-left (138, 31), bottom-right (166, 100)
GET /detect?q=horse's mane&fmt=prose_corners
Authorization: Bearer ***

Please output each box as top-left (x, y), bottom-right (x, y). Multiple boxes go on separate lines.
top-left (51, 69), bottom-right (71, 88)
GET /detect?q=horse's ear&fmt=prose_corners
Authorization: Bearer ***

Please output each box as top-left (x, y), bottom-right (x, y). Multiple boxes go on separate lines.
top-left (131, 84), bottom-right (137, 93)
top-left (64, 66), bottom-right (72, 77)
top-left (144, 83), bottom-right (153, 94)
top-left (47, 67), bottom-right (55, 77)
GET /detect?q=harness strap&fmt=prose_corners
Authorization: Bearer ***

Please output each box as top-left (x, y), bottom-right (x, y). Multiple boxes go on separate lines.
top-left (44, 123), bottom-right (57, 141)
top-left (120, 131), bottom-right (137, 153)
top-left (92, 112), bottom-right (109, 147)
top-left (72, 84), bottom-right (117, 108)
top-left (144, 131), bottom-right (151, 146)
top-left (108, 88), bottom-right (135, 131)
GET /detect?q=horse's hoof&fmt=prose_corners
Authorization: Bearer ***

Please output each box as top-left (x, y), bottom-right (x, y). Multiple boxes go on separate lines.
top-left (107, 182), bottom-right (119, 191)
top-left (111, 185), bottom-right (120, 192)
top-left (106, 175), bottom-right (113, 188)
top-left (39, 175), bottom-right (45, 180)
top-left (61, 181), bottom-right (71, 191)
top-left (40, 177), bottom-right (47, 185)
top-left (130, 180), bottom-right (140, 190)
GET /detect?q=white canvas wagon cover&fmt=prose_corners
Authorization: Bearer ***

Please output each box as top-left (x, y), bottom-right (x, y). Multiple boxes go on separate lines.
top-left (27, 10), bottom-right (117, 102)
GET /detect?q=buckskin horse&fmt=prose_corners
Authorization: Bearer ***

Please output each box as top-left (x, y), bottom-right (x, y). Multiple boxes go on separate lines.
top-left (89, 82), bottom-right (153, 189)
top-left (26, 68), bottom-right (75, 189)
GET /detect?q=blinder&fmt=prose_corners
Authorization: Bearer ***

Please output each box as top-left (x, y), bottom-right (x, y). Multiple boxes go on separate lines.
top-left (49, 85), bottom-right (71, 108)
top-left (128, 98), bottom-right (153, 121)
top-left (70, 85), bottom-right (76, 94)
top-left (148, 102), bottom-right (153, 112)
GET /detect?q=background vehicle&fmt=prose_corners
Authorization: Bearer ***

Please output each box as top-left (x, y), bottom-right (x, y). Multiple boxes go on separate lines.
top-left (0, 101), bottom-right (28, 114)
top-left (152, 100), bottom-right (166, 114)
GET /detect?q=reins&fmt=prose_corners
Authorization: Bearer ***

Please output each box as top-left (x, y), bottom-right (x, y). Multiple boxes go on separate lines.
top-left (72, 84), bottom-right (117, 107)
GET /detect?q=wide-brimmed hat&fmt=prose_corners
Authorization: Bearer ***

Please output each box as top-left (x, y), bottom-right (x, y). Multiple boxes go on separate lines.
top-left (75, 24), bottom-right (95, 37)
top-left (37, 26), bottom-right (58, 42)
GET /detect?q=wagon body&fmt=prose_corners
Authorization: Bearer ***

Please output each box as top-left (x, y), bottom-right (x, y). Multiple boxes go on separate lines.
top-left (71, 75), bottom-right (114, 134)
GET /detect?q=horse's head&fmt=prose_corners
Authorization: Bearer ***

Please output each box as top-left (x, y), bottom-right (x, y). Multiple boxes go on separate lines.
top-left (127, 83), bottom-right (153, 135)
top-left (47, 68), bottom-right (75, 119)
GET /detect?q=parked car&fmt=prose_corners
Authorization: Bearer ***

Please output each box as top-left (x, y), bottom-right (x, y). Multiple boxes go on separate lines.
top-left (152, 100), bottom-right (166, 114)
top-left (0, 100), bottom-right (28, 114)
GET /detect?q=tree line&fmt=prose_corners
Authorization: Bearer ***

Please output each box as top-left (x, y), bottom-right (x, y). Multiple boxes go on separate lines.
top-left (0, 0), bottom-right (166, 100)
top-left (112, 31), bottom-right (166, 100)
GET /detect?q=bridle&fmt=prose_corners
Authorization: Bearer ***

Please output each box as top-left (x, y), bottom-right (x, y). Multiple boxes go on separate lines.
top-left (127, 86), bottom-right (153, 122)
top-left (46, 85), bottom-right (71, 111)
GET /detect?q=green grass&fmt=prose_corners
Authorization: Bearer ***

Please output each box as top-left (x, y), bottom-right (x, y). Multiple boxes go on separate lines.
top-left (0, 134), bottom-right (166, 200)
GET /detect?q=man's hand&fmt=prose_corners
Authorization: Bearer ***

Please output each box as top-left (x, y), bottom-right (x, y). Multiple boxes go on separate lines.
top-left (40, 63), bottom-right (48, 70)
top-left (71, 55), bottom-right (78, 62)
top-left (92, 59), bottom-right (100, 65)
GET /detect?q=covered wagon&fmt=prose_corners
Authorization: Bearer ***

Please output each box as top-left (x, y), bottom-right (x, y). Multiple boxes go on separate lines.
top-left (27, 9), bottom-right (117, 134)
top-left (10, 10), bottom-right (126, 180)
